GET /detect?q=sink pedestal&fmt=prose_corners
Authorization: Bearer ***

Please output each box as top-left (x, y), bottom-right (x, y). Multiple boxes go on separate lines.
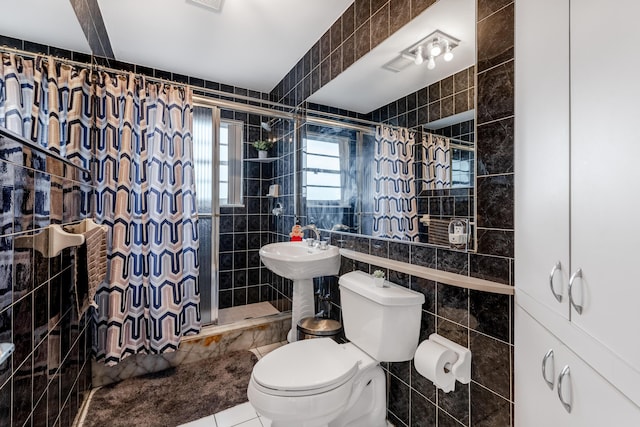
top-left (288, 279), bottom-right (316, 342)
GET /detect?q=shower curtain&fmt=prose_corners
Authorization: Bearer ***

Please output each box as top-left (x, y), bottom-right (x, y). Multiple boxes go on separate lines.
top-left (372, 124), bottom-right (419, 241)
top-left (94, 73), bottom-right (200, 364)
top-left (1, 52), bottom-right (201, 365)
top-left (423, 133), bottom-right (451, 190)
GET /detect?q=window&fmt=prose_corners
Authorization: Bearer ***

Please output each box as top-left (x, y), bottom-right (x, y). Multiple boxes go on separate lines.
top-left (219, 121), bottom-right (243, 205)
top-left (193, 106), bottom-right (243, 209)
top-left (304, 135), bottom-right (348, 203)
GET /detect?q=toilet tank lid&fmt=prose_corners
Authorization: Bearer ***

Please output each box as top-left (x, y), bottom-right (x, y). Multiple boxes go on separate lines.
top-left (339, 271), bottom-right (425, 306)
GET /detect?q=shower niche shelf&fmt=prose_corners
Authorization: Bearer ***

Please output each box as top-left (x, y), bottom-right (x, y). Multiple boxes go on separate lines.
top-left (245, 157), bottom-right (277, 163)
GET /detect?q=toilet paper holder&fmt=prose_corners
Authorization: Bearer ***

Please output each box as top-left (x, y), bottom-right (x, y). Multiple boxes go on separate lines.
top-left (414, 333), bottom-right (472, 393)
top-left (428, 333), bottom-right (471, 384)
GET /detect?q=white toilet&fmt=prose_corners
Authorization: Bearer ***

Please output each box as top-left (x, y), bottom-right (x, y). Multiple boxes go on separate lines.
top-left (247, 270), bottom-right (425, 427)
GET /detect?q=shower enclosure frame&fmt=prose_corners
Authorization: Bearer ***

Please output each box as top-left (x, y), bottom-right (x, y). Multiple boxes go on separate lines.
top-left (193, 95), bottom-right (298, 325)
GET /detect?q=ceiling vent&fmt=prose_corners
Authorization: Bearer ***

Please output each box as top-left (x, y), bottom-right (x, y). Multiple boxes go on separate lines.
top-left (187, 0), bottom-right (224, 12)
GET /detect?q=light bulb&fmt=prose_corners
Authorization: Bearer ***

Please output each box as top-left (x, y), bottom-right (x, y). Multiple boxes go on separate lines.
top-left (443, 46), bottom-right (454, 62)
top-left (427, 56), bottom-right (436, 70)
top-left (414, 46), bottom-right (424, 65)
top-left (430, 38), bottom-right (442, 57)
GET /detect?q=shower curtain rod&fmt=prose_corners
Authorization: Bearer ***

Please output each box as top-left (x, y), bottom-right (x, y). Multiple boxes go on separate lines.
top-left (424, 132), bottom-right (475, 151)
top-left (0, 45), bottom-right (298, 113)
top-left (1, 45), bottom-right (476, 146)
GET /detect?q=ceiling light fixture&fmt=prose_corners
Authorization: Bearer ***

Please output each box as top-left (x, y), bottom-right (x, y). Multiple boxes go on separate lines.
top-left (383, 30), bottom-right (460, 73)
top-left (426, 56), bottom-right (436, 70)
top-left (443, 43), bottom-right (454, 62)
top-left (430, 38), bottom-right (442, 57)
top-left (414, 46), bottom-right (424, 65)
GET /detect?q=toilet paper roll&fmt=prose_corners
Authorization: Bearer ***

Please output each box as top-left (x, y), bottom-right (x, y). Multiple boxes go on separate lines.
top-left (414, 340), bottom-right (458, 391)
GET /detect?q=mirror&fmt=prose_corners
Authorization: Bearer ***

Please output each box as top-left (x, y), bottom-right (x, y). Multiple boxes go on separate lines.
top-left (302, 0), bottom-right (477, 251)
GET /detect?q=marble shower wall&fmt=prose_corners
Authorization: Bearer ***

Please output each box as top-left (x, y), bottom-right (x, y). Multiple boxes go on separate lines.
top-left (0, 138), bottom-right (94, 427)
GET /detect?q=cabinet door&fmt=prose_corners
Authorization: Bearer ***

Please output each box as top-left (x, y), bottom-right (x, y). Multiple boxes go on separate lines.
top-left (515, 306), bottom-right (570, 427)
top-left (515, 0), bottom-right (570, 318)
top-left (569, 0), bottom-right (640, 371)
top-left (516, 305), bottom-right (640, 426)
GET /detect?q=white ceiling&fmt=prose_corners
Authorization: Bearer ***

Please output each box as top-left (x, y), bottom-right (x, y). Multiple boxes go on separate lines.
top-left (97, 0), bottom-right (352, 93)
top-left (0, 0), bottom-right (91, 54)
top-left (308, 0), bottom-right (476, 113)
top-left (0, 0), bottom-right (476, 114)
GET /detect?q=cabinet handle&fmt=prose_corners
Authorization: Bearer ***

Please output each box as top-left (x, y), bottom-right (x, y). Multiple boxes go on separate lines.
top-left (549, 261), bottom-right (563, 303)
top-left (541, 349), bottom-right (555, 389)
top-left (557, 365), bottom-right (572, 413)
top-left (568, 268), bottom-right (584, 315)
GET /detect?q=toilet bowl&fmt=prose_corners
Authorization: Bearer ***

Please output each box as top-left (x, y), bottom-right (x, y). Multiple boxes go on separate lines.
top-left (247, 271), bottom-right (425, 427)
top-left (248, 338), bottom-right (385, 427)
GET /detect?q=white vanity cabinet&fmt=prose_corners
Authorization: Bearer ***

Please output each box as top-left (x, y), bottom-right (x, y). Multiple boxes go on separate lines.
top-left (515, 0), bottom-right (640, 418)
top-left (515, 306), bottom-right (640, 426)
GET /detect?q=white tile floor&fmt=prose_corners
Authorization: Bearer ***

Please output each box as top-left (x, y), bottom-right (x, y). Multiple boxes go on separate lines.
top-left (177, 342), bottom-right (285, 427)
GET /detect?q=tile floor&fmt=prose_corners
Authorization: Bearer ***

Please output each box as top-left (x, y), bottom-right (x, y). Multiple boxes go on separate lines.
top-left (177, 341), bottom-right (286, 427)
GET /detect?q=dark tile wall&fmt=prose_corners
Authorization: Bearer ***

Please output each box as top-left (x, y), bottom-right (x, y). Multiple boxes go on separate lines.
top-left (370, 66), bottom-right (476, 128)
top-left (0, 141), bottom-right (93, 426)
top-left (270, 1), bottom-right (515, 425)
top-left (272, 0), bottom-right (439, 106)
top-left (217, 112), bottom-right (293, 311)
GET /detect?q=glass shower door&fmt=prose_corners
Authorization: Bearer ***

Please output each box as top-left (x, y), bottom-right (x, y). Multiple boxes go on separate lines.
top-left (193, 106), bottom-right (219, 325)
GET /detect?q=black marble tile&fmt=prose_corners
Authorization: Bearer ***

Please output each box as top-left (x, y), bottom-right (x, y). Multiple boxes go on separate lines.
top-left (343, 35), bottom-right (355, 71)
top-left (477, 3), bottom-right (514, 73)
top-left (470, 382), bottom-right (511, 426)
top-left (390, 360), bottom-right (411, 385)
top-left (233, 252), bottom-right (247, 270)
top-left (13, 360), bottom-right (33, 426)
top-left (477, 60), bottom-right (514, 125)
top-left (233, 288), bottom-right (247, 306)
top-left (390, 0), bottom-right (411, 34)
top-left (388, 374), bottom-right (410, 425)
top-left (437, 283), bottom-right (468, 326)
top-left (469, 290), bottom-right (510, 343)
top-left (438, 382), bottom-right (470, 426)
top-left (371, 4), bottom-right (389, 49)
top-left (330, 20), bottom-right (342, 53)
top-left (438, 409), bottom-right (465, 427)
top-left (477, 117), bottom-right (514, 176)
top-left (454, 90), bottom-right (470, 115)
top-left (437, 249), bottom-right (469, 276)
top-left (342, 4), bottom-right (356, 38)
top-left (410, 244), bottom-right (435, 269)
top-left (370, 239), bottom-right (388, 257)
top-left (470, 254), bottom-right (510, 285)
top-left (411, 276), bottom-right (436, 313)
top-left (0, 307), bottom-right (12, 385)
top-left (330, 47), bottom-right (342, 80)
top-left (355, 20), bottom-right (371, 61)
top-left (219, 253), bottom-right (233, 271)
top-left (219, 289), bottom-right (232, 309)
top-left (12, 293), bottom-right (32, 367)
top-left (320, 29), bottom-right (331, 60)
top-left (470, 331), bottom-right (511, 400)
top-left (0, 34), bottom-right (22, 49)
top-left (478, 0), bottom-right (513, 21)
top-left (437, 318), bottom-right (468, 347)
top-left (321, 59), bottom-right (331, 87)
top-left (411, 0), bottom-right (437, 18)
top-left (355, 0), bottom-right (370, 29)
top-left (411, 389), bottom-right (437, 426)
top-left (476, 174), bottom-right (514, 229)
top-left (428, 101), bottom-right (441, 122)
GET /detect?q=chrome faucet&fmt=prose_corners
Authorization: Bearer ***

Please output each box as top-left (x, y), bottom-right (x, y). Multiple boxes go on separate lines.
top-left (300, 224), bottom-right (321, 241)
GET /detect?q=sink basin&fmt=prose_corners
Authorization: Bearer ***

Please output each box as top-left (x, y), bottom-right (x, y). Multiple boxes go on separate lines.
top-left (259, 241), bottom-right (340, 280)
top-left (259, 241), bottom-right (341, 342)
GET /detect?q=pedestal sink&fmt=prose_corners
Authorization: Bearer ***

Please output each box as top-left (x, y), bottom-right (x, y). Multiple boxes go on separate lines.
top-left (259, 241), bottom-right (340, 342)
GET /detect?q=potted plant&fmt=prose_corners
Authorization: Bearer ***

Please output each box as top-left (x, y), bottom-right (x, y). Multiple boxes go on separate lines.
top-left (372, 270), bottom-right (385, 288)
top-left (253, 140), bottom-right (273, 159)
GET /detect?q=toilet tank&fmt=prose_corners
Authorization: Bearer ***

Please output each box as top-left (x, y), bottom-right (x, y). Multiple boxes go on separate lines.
top-left (339, 270), bottom-right (425, 362)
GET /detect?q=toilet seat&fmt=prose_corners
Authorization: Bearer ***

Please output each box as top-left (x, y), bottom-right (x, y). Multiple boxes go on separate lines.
top-left (251, 338), bottom-right (361, 397)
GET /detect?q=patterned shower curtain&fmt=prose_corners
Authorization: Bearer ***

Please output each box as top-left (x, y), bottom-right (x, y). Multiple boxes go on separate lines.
top-left (423, 133), bottom-right (451, 190)
top-left (372, 124), bottom-right (419, 241)
top-left (93, 72), bottom-right (200, 364)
